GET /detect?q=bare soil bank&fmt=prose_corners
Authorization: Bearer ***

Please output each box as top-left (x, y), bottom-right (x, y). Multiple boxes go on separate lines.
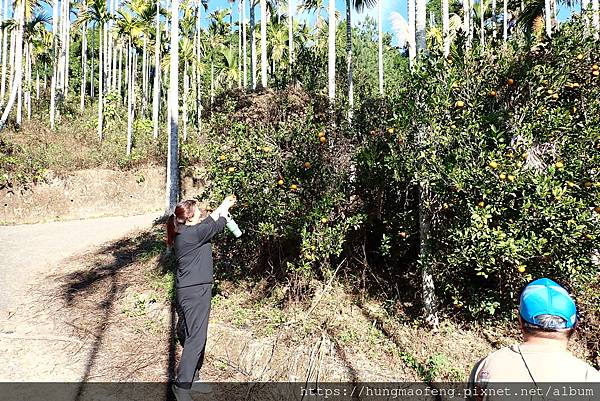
top-left (0, 166), bottom-right (201, 224)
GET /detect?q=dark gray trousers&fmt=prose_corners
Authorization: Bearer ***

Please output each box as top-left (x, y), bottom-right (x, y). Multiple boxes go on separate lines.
top-left (175, 283), bottom-right (212, 389)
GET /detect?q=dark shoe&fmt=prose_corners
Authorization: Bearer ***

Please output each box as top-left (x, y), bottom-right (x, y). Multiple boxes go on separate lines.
top-left (172, 384), bottom-right (194, 401)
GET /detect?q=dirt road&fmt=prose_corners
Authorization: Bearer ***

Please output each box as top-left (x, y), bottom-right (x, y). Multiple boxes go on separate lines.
top-left (0, 212), bottom-right (162, 381)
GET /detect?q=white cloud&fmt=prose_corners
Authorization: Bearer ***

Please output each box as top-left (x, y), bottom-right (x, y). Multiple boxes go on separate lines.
top-left (390, 11), bottom-right (408, 48)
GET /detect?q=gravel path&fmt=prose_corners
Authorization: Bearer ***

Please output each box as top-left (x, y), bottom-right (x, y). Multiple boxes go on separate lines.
top-left (0, 212), bottom-right (162, 381)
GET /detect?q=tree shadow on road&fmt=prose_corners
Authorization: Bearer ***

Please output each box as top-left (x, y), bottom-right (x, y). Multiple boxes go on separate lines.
top-left (55, 216), bottom-right (178, 401)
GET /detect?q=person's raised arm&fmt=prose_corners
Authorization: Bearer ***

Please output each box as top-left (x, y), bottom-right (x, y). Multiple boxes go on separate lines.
top-left (209, 195), bottom-right (236, 221)
top-left (194, 195), bottom-right (237, 245)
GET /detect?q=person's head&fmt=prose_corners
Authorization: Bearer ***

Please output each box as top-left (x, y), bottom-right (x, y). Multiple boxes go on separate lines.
top-left (166, 199), bottom-right (206, 246)
top-left (518, 278), bottom-right (578, 341)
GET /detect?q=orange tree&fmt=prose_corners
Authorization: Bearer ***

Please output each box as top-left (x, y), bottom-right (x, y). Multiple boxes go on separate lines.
top-left (352, 19), bottom-right (599, 322)
top-left (182, 89), bottom-right (366, 285)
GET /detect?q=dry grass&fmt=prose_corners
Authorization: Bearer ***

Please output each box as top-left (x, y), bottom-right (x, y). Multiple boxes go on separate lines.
top-left (22, 222), bottom-right (596, 385)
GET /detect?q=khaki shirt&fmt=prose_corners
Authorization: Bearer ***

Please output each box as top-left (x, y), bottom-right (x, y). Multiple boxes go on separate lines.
top-left (470, 344), bottom-right (600, 401)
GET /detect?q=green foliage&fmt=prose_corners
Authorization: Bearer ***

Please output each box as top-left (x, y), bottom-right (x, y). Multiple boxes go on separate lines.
top-left (189, 88), bottom-right (363, 283)
top-left (357, 19), bottom-right (599, 320)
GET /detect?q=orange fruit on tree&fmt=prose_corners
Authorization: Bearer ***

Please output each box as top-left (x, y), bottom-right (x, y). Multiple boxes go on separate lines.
top-left (319, 136), bottom-right (327, 143)
top-left (507, 78), bottom-right (515, 86)
top-left (547, 89), bottom-right (554, 95)
top-left (304, 162), bottom-right (311, 169)
top-left (572, 82), bottom-right (580, 88)
top-left (318, 131), bottom-right (325, 138)
top-left (219, 155), bottom-right (226, 161)
top-left (517, 265), bottom-right (526, 273)
top-left (489, 90), bottom-right (497, 97)
top-left (593, 64), bottom-right (599, 71)
top-left (489, 160), bottom-right (498, 169)
top-left (499, 173), bottom-right (506, 180)
top-left (387, 127), bottom-right (395, 134)
top-left (593, 206), bottom-right (600, 213)
top-left (478, 201), bottom-right (485, 208)
top-left (507, 175), bottom-right (516, 182)
top-left (321, 217), bottom-right (328, 224)
top-left (551, 93), bottom-right (559, 100)
top-left (593, 70), bottom-right (600, 77)
top-left (576, 53), bottom-right (584, 60)
top-left (228, 167), bottom-right (236, 173)
top-left (277, 179), bottom-right (284, 185)
top-left (399, 231), bottom-right (407, 238)
top-left (455, 100), bottom-right (465, 108)
top-left (555, 161), bottom-right (564, 169)
top-left (452, 82), bottom-right (459, 89)
top-left (263, 146), bottom-right (272, 152)
top-left (290, 184), bottom-right (298, 190)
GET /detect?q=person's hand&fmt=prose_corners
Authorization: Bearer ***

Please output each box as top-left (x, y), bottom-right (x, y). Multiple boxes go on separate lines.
top-left (222, 195), bottom-right (237, 210)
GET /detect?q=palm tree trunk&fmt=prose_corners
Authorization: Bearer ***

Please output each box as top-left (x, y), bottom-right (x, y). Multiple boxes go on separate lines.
top-left (98, 23), bottom-right (104, 141)
top-left (183, 61), bottom-right (188, 141)
top-left (81, 23), bottom-right (88, 111)
top-left (153, 0), bottom-right (161, 139)
top-left (104, 22), bottom-right (109, 92)
top-left (416, 0), bottom-right (426, 53)
top-left (50, 0), bottom-right (60, 129)
top-left (378, 0), bottom-right (383, 96)
top-left (491, 0), bottom-right (497, 39)
top-left (288, 0), bottom-right (294, 70)
top-left (167, 0), bottom-right (181, 210)
top-left (124, 41), bottom-right (129, 104)
top-left (238, 0), bottom-right (242, 88)
top-left (442, 0), bottom-right (449, 56)
top-left (26, 43), bottom-right (31, 120)
top-left (242, 0), bottom-right (247, 87)
top-left (260, 0), bottom-right (267, 87)
top-left (250, 2), bottom-right (257, 88)
top-left (544, 0), bottom-right (552, 37)
top-left (419, 182), bottom-right (439, 328)
top-left (127, 40), bottom-right (134, 156)
top-left (463, 0), bottom-right (471, 48)
top-left (592, 0), bottom-right (599, 35)
top-left (480, 0), bottom-right (485, 46)
top-left (0, 0), bottom-right (23, 131)
top-left (408, 0), bottom-right (416, 66)
top-left (327, 0), bottom-right (335, 101)
top-left (210, 60), bottom-right (214, 104)
top-left (345, 0), bottom-right (352, 122)
top-left (118, 43), bottom-right (123, 98)
top-left (415, 0), bottom-right (438, 330)
top-left (503, 0), bottom-right (508, 42)
top-left (582, 0), bottom-right (590, 29)
top-left (36, 71), bottom-right (40, 100)
top-left (64, 1), bottom-right (71, 99)
top-left (90, 28), bottom-right (94, 99)
top-left (0, 0), bottom-right (8, 104)
top-left (195, 1), bottom-right (201, 134)
top-left (9, 29), bottom-right (15, 96)
top-left (143, 36), bottom-right (148, 116)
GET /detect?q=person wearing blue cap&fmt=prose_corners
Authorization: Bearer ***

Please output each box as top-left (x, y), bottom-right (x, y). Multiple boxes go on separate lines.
top-left (469, 278), bottom-right (599, 398)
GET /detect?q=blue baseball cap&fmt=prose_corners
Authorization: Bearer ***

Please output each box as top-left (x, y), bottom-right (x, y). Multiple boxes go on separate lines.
top-left (519, 278), bottom-right (577, 329)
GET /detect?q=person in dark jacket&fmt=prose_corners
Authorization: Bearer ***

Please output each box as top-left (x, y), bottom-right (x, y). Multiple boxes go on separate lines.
top-left (166, 195), bottom-right (236, 400)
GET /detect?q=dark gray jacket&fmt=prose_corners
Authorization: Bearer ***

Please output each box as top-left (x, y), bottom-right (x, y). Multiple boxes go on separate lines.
top-left (173, 215), bottom-right (226, 288)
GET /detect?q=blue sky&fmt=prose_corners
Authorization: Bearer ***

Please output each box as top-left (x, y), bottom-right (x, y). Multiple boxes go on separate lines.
top-left (34, 0), bottom-right (579, 47)
top-left (196, 0), bottom-right (578, 47)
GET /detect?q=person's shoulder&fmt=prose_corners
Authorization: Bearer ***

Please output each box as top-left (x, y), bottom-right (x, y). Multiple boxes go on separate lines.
top-left (565, 354), bottom-right (600, 381)
top-left (485, 344), bottom-right (521, 361)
